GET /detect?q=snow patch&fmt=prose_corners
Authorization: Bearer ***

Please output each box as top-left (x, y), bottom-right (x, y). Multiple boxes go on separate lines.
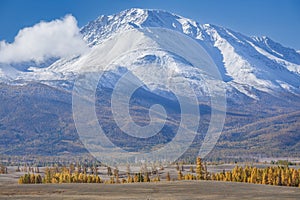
top-left (247, 40), bottom-right (300, 75)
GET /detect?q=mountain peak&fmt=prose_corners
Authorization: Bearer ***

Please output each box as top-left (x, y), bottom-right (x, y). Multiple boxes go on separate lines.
top-left (119, 8), bottom-right (175, 18)
top-left (80, 8), bottom-right (202, 46)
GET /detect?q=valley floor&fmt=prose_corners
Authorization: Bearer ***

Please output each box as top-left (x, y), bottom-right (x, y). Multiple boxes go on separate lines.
top-left (0, 181), bottom-right (299, 200)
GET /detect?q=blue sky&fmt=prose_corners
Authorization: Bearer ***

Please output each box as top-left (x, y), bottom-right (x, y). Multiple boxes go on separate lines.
top-left (0, 0), bottom-right (300, 50)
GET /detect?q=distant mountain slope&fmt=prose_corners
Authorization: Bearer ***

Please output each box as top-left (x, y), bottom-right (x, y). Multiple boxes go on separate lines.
top-left (211, 111), bottom-right (300, 159)
top-left (0, 83), bottom-right (299, 160)
top-left (0, 83), bottom-right (85, 156)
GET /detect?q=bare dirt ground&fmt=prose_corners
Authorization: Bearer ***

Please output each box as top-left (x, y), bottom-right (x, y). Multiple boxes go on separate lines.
top-left (1, 180), bottom-right (300, 200)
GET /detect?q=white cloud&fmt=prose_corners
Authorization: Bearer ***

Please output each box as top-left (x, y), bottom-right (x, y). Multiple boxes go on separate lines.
top-left (0, 15), bottom-right (88, 64)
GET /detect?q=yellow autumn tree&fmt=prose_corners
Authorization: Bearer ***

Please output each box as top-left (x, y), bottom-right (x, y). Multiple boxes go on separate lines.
top-left (196, 157), bottom-right (203, 180)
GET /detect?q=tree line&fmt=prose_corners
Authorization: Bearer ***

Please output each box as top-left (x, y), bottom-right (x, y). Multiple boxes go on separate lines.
top-left (211, 165), bottom-right (300, 187)
top-left (18, 157), bottom-right (300, 187)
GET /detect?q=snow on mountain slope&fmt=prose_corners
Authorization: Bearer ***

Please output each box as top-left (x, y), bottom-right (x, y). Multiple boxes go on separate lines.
top-left (201, 24), bottom-right (300, 95)
top-left (252, 36), bottom-right (300, 65)
top-left (73, 8), bottom-right (300, 98)
top-left (202, 25), bottom-right (275, 96)
top-left (50, 28), bottom-right (221, 99)
top-left (1, 8), bottom-right (300, 100)
top-left (0, 64), bottom-right (20, 82)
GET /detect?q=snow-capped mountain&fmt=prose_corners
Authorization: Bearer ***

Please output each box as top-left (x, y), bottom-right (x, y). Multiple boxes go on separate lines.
top-left (1, 8), bottom-right (300, 100)
top-left (1, 8), bottom-right (300, 160)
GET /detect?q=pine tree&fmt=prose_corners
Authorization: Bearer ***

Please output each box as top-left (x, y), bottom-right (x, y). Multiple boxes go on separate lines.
top-left (203, 162), bottom-right (208, 180)
top-left (87, 175), bottom-right (92, 183)
top-left (277, 168), bottom-right (282, 186)
top-left (267, 168), bottom-right (274, 185)
top-left (156, 175), bottom-right (160, 182)
top-left (190, 166), bottom-right (194, 173)
top-left (211, 173), bottom-right (216, 181)
top-left (291, 169), bottom-right (299, 187)
top-left (250, 168), bottom-right (257, 184)
top-left (225, 172), bottom-right (232, 181)
top-left (30, 174), bottom-right (35, 184)
top-left (244, 166), bottom-right (250, 183)
top-left (184, 174), bottom-right (189, 180)
top-left (59, 173), bottom-right (64, 183)
top-left (262, 170), bottom-right (268, 185)
top-left (196, 157), bottom-right (203, 180)
top-left (44, 167), bottom-right (52, 183)
top-left (114, 167), bottom-right (120, 183)
top-left (24, 173), bottom-right (30, 183)
top-left (134, 174), bottom-right (139, 183)
top-left (166, 172), bottom-right (171, 181)
top-left (178, 170), bottom-right (183, 181)
top-left (96, 175), bottom-right (101, 183)
top-left (180, 162), bottom-right (184, 171)
top-left (138, 173), bottom-right (144, 182)
top-left (107, 167), bottom-right (112, 176)
top-left (110, 176), bottom-right (115, 184)
top-left (176, 163), bottom-right (180, 171)
top-left (144, 172), bottom-right (150, 182)
top-left (287, 170), bottom-right (292, 186)
top-left (127, 174), bottom-right (132, 183)
top-left (35, 174), bottom-right (42, 184)
top-left (18, 176), bottom-right (24, 184)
